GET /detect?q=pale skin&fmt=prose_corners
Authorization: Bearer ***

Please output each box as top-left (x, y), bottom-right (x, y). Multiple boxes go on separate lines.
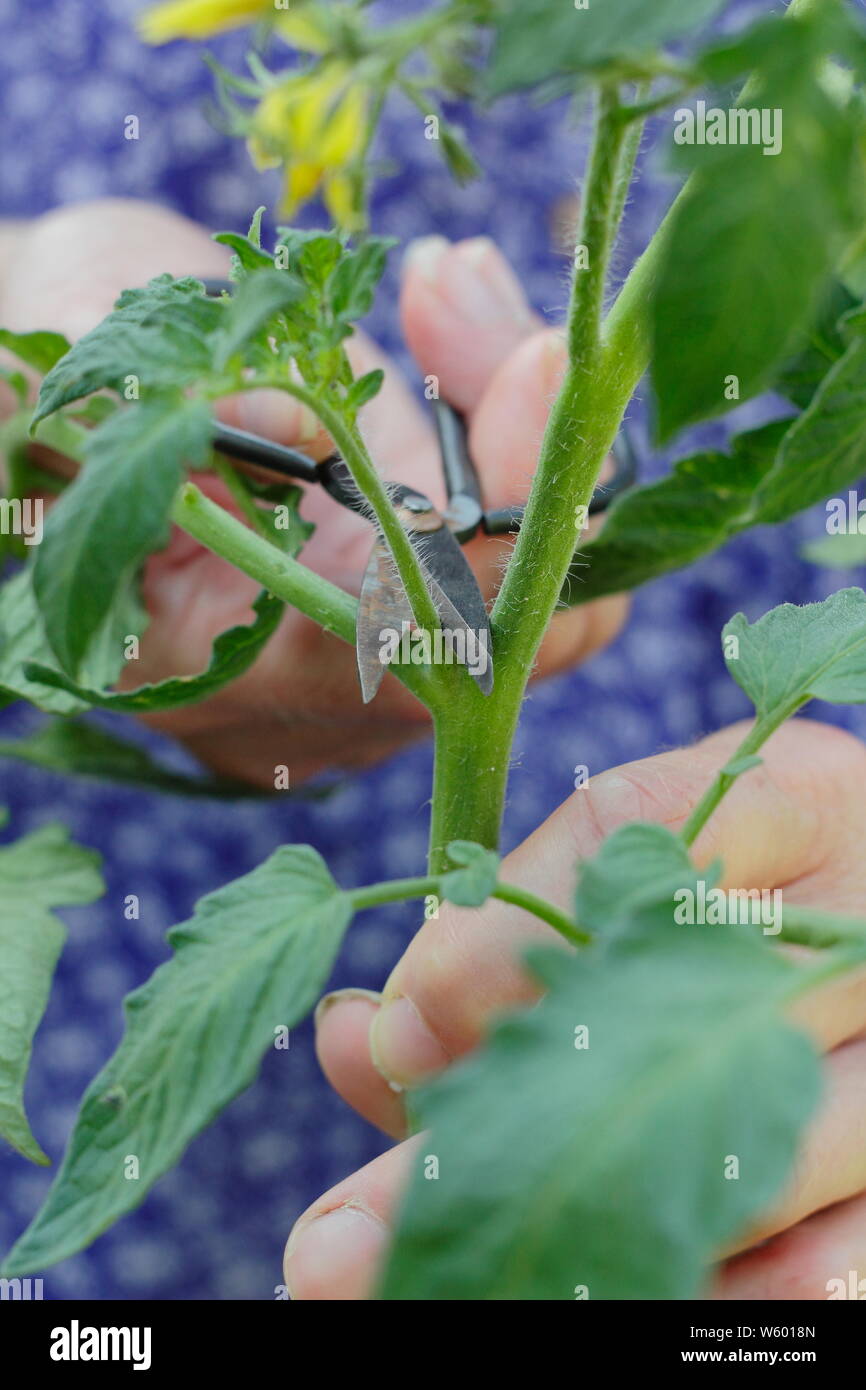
top-left (301, 720), bottom-right (866, 1300)
top-left (2, 202), bottom-right (865, 1300)
top-left (0, 200), bottom-right (624, 785)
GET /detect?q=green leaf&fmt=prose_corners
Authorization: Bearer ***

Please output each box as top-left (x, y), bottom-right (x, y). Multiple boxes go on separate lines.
top-left (214, 207), bottom-right (272, 274)
top-left (774, 278), bottom-right (857, 410)
top-left (574, 822), bottom-right (715, 940)
top-left (67, 396), bottom-right (119, 427)
top-left (2, 845), bottom-right (352, 1274)
top-left (724, 587), bottom-right (866, 724)
top-left (32, 277), bottom-right (223, 425)
top-left (0, 329), bottom-right (71, 375)
top-left (0, 366), bottom-right (28, 405)
top-left (567, 421), bottom-right (786, 605)
top-left (212, 232), bottom-right (273, 274)
top-left (275, 227), bottom-right (342, 285)
top-left (802, 531), bottom-right (866, 569)
top-left (384, 927), bottom-right (822, 1300)
top-left (440, 841), bottom-right (500, 909)
top-left (694, 15), bottom-right (797, 89)
top-left (438, 123), bottom-right (480, 184)
top-left (33, 398), bottom-right (212, 675)
top-left (0, 567), bottom-right (145, 715)
top-left (651, 31), bottom-right (864, 440)
top-left (269, 486), bottom-right (315, 556)
top-left (753, 337), bottom-right (866, 524)
top-left (345, 368), bottom-right (385, 414)
top-left (25, 591), bottom-right (283, 713)
top-left (212, 269), bottom-right (307, 368)
top-left (487, 0), bottom-right (727, 95)
top-left (0, 822), bottom-right (103, 1165)
top-left (329, 240), bottom-right (394, 323)
top-left (246, 205), bottom-right (265, 248)
top-left (0, 720), bottom-right (272, 799)
top-left (296, 234), bottom-right (344, 292)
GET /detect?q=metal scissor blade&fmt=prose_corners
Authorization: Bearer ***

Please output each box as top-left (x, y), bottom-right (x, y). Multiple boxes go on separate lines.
top-left (426, 569), bottom-right (494, 696)
top-left (356, 539), bottom-right (414, 704)
top-left (416, 525), bottom-right (492, 689)
top-left (356, 519), bottom-right (493, 702)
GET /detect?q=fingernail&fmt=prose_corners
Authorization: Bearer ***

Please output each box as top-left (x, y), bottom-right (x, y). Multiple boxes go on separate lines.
top-left (284, 1204), bottom-right (387, 1301)
top-left (402, 235), bottom-right (450, 282)
top-left (314, 987), bottom-right (382, 1032)
top-left (447, 237), bottom-right (533, 327)
top-left (369, 995), bottom-right (450, 1091)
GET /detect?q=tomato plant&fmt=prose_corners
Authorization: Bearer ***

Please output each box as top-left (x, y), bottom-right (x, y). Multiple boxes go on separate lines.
top-left (3, 0), bottom-right (866, 1298)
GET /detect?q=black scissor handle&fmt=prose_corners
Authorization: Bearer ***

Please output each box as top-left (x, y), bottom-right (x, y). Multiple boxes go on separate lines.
top-left (434, 400), bottom-right (640, 540)
top-left (201, 278), bottom-right (640, 539)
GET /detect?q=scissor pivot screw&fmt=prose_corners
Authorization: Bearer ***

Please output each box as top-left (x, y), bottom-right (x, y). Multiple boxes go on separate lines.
top-left (403, 494), bottom-right (434, 513)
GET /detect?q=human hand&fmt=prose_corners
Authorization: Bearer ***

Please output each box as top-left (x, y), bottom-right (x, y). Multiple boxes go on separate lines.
top-left (287, 718), bottom-right (866, 1299)
top-left (0, 200), bottom-right (627, 785)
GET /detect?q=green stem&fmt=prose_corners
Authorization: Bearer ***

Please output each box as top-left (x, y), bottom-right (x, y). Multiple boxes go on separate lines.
top-left (618, 84), bottom-right (696, 125)
top-left (567, 84), bottom-right (623, 362)
top-left (172, 482), bottom-right (356, 642)
top-left (679, 706), bottom-right (806, 847)
top-left (610, 84), bottom-right (650, 233)
top-left (255, 374), bottom-right (442, 638)
top-left (780, 905), bottom-right (866, 950)
top-left (427, 683), bottom-right (517, 871)
top-left (348, 872), bottom-right (587, 948)
top-left (423, 0), bottom-right (825, 873)
top-left (172, 481), bottom-right (436, 708)
top-left (492, 883), bottom-right (590, 947)
top-left (424, 87), bottom-right (629, 868)
top-left (349, 875), bottom-right (439, 912)
top-left (493, 84), bottom-right (626, 661)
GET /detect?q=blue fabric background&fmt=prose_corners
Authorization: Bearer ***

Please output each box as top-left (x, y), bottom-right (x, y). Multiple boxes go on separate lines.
top-left (0, 0), bottom-right (863, 1299)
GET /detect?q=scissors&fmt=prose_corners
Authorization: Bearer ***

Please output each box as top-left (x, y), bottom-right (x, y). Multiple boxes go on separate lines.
top-left (201, 279), bottom-right (637, 702)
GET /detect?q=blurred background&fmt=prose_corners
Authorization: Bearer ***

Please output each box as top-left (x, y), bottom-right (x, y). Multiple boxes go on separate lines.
top-left (0, 0), bottom-right (862, 1299)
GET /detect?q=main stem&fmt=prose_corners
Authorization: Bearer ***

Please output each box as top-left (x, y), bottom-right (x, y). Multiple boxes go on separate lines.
top-left (427, 86), bottom-right (630, 871)
top-left (426, 0), bottom-right (822, 872)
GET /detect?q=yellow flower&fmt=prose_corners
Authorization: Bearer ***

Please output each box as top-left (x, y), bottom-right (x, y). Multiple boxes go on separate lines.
top-left (248, 64), bottom-right (369, 228)
top-left (139, 0), bottom-right (329, 46)
top-left (139, 0), bottom-right (274, 44)
top-left (275, 12), bottom-right (329, 53)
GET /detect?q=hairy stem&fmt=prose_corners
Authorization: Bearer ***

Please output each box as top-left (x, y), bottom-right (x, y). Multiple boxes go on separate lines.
top-left (492, 882), bottom-right (590, 946)
top-left (493, 85), bottom-right (626, 662)
top-left (680, 707), bottom-right (805, 847)
top-left (349, 872), bottom-right (587, 948)
top-left (425, 87), bottom-right (630, 869)
top-left (427, 681), bottom-right (517, 871)
top-left (172, 481), bottom-right (435, 706)
top-left (349, 875), bottom-right (440, 911)
top-left (172, 482), bottom-right (355, 641)
top-left (423, 0), bottom-right (818, 867)
top-left (256, 374), bottom-right (442, 637)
